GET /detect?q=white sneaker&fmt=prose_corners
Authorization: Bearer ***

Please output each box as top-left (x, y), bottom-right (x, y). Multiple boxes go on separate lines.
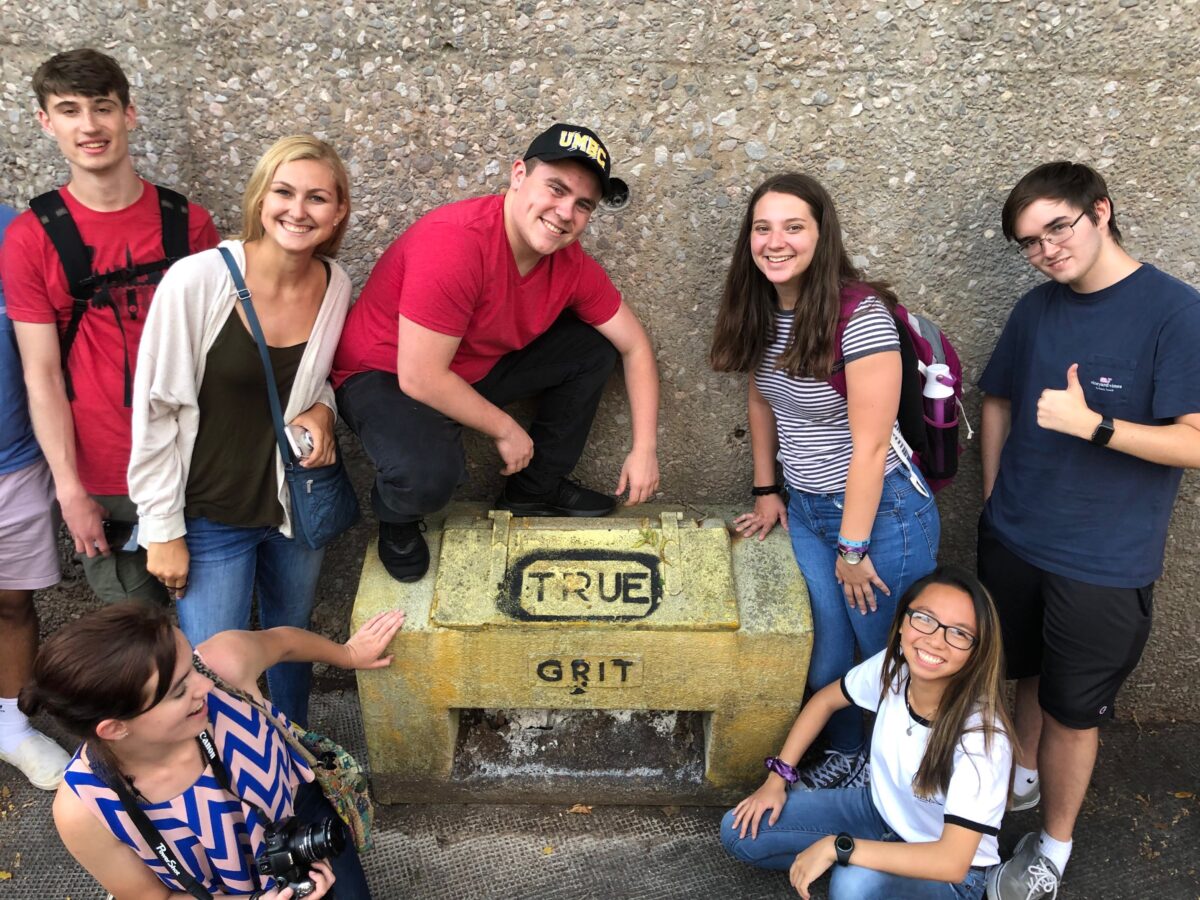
top-left (0, 730), bottom-right (71, 790)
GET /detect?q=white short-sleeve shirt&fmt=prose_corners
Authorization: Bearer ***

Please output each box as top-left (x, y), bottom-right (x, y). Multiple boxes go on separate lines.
top-left (841, 650), bottom-right (1013, 867)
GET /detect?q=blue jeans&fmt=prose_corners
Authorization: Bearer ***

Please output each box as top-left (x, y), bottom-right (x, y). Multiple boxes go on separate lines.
top-left (176, 516), bottom-right (324, 727)
top-left (788, 466), bottom-right (940, 753)
top-left (720, 787), bottom-right (986, 899)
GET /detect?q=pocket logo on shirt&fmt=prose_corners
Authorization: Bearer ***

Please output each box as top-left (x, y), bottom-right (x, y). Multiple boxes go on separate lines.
top-left (1090, 374), bottom-right (1123, 393)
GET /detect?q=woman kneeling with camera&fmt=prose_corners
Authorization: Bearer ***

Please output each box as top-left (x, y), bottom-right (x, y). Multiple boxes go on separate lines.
top-left (20, 602), bottom-right (403, 899)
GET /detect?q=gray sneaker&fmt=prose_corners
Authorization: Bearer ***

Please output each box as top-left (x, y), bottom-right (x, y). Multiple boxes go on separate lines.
top-left (986, 832), bottom-right (1061, 900)
top-left (797, 750), bottom-right (867, 790)
top-left (842, 754), bottom-right (871, 789)
top-left (1010, 775), bottom-right (1041, 812)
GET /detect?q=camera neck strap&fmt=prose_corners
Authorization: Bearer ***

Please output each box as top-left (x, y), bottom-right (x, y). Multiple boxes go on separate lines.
top-left (103, 730), bottom-right (267, 899)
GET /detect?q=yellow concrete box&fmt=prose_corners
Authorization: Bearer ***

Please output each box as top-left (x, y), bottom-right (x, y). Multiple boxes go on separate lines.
top-left (352, 503), bottom-right (812, 806)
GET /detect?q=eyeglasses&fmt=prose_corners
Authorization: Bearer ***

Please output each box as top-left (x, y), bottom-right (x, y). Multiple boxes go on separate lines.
top-left (1014, 211), bottom-right (1087, 258)
top-left (905, 609), bottom-right (977, 650)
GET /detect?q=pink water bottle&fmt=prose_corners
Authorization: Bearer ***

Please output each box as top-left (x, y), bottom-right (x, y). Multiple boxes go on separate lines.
top-left (923, 363), bottom-right (957, 476)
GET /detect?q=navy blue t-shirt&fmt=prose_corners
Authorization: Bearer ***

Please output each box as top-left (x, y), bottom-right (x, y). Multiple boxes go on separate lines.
top-left (979, 264), bottom-right (1200, 588)
top-left (0, 203), bottom-right (43, 475)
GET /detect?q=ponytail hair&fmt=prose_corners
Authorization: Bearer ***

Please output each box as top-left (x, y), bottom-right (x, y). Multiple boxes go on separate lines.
top-left (19, 603), bottom-right (179, 769)
top-left (878, 566), bottom-right (1013, 799)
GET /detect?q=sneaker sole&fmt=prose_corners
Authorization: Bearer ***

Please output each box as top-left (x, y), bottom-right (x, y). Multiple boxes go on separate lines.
top-left (1010, 792), bottom-right (1041, 812)
top-left (985, 862), bottom-right (1002, 900)
top-left (377, 548), bottom-right (430, 583)
top-left (495, 501), bottom-right (616, 517)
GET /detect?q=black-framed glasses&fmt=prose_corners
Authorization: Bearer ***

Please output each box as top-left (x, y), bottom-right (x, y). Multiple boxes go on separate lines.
top-left (1015, 211), bottom-right (1087, 258)
top-left (905, 608), bottom-right (977, 650)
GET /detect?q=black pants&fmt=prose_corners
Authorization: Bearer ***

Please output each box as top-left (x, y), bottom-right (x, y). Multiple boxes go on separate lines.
top-left (336, 314), bottom-right (619, 523)
top-left (291, 779), bottom-right (370, 898)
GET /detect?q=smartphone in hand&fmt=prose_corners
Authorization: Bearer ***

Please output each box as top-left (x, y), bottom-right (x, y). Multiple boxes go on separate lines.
top-left (285, 424), bottom-right (315, 459)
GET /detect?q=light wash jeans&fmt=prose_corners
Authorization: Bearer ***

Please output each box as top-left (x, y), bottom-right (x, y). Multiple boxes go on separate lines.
top-left (175, 515), bottom-right (324, 727)
top-left (787, 466), bottom-right (940, 753)
top-left (720, 786), bottom-right (987, 899)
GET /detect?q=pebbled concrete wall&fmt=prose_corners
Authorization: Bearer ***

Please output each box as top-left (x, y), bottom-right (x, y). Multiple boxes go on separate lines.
top-left (3, 1), bottom-right (1198, 722)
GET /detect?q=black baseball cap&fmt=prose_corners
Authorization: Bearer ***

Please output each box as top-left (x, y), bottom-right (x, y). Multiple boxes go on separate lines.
top-left (523, 123), bottom-right (630, 207)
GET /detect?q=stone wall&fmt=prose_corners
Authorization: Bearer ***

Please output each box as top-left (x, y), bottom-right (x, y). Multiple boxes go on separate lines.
top-left (3, 0), bottom-right (1198, 721)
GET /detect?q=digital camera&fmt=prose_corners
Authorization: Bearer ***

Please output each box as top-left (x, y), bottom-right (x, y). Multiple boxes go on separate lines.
top-left (256, 815), bottom-right (346, 898)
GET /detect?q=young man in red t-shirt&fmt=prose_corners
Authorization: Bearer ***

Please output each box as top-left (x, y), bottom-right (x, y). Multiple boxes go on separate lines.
top-left (1, 49), bottom-right (219, 604)
top-left (332, 123), bottom-right (660, 582)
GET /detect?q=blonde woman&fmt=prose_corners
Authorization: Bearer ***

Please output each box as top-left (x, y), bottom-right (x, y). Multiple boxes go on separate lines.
top-left (129, 136), bottom-right (352, 727)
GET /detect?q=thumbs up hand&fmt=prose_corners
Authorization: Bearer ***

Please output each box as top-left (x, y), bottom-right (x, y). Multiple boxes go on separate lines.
top-left (1037, 363), bottom-right (1103, 438)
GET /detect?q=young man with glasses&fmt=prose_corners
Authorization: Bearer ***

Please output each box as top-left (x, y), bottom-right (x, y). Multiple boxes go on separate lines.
top-left (977, 161), bottom-right (1200, 899)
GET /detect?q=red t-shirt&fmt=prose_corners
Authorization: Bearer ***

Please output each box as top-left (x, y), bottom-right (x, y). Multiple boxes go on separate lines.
top-left (1, 181), bottom-right (220, 494)
top-left (332, 194), bottom-right (621, 388)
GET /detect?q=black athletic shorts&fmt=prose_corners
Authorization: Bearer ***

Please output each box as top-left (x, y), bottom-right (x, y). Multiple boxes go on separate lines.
top-left (976, 511), bottom-right (1153, 730)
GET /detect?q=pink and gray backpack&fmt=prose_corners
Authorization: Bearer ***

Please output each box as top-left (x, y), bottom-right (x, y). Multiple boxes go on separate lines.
top-left (828, 282), bottom-right (968, 493)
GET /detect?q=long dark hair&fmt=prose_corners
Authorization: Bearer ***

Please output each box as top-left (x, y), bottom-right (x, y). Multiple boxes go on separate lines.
top-left (879, 566), bottom-right (1014, 799)
top-left (709, 172), bottom-right (897, 378)
top-left (19, 602), bottom-right (179, 774)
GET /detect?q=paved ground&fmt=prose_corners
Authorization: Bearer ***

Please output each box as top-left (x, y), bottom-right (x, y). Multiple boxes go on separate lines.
top-left (2, 691), bottom-right (1196, 899)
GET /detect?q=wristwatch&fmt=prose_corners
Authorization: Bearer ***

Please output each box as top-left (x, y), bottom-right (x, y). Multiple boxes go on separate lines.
top-left (1090, 415), bottom-right (1115, 446)
top-left (838, 546), bottom-right (868, 565)
top-left (835, 832), bottom-right (855, 866)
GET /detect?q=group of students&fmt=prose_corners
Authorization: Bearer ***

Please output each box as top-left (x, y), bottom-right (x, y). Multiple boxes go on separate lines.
top-left (1, 46), bottom-right (1197, 900)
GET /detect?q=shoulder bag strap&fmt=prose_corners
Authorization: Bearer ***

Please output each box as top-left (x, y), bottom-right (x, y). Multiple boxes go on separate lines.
top-left (192, 653), bottom-right (318, 769)
top-left (216, 246), bottom-right (297, 470)
top-left (102, 765), bottom-right (216, 900)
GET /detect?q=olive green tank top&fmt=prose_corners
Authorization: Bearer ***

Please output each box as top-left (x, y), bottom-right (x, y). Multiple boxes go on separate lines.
top-left (185, 308), bottom-right (306, 527)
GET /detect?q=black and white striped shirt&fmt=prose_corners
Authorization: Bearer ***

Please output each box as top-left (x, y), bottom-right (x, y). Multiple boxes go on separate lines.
top-left (754, 296), bottom-right (903, 493)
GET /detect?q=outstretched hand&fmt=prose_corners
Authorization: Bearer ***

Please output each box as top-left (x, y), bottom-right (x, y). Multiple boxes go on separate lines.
top-left (343, 610), bottom-right (405, 670)
top-left (616, 446), bottom-right (660, 506)
top-left (1037, 363), bottom-right (1101, 439)
top-left (734, 493), bottom-right (788, 540)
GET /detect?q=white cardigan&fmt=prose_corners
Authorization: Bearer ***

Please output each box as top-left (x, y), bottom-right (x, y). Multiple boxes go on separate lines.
top-left (129, 240), bottom-right (352, 544)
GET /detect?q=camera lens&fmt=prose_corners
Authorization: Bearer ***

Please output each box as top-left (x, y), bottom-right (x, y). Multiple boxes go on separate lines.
top-left (294, 817), bottom-right (346, 864)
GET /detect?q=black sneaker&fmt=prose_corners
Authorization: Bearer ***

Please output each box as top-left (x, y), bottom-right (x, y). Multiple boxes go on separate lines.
top-left (378, 520), bottom-right (429, 583)
top-left (495, 477), bottom-right (617, 517)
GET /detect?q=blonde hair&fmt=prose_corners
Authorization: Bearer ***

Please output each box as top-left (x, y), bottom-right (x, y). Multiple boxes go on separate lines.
top-left (239, 135), bottom-right (351, 257)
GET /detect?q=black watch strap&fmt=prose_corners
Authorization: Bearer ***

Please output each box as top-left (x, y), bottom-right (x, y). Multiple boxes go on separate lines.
top-left (751, 484), bottom-right (783, 497)
top-left (835, 831), bottom-right (855, 866)
top-left (1090, 415), bottom-right (1114, 446)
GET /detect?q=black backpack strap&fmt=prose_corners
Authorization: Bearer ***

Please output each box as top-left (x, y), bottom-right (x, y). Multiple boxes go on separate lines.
top-left (154, 185), bottom-right (191, 261)
top-left (30, 191), bottom-right (94, 400)
top-left (29, 190), bottom-right (94, 300)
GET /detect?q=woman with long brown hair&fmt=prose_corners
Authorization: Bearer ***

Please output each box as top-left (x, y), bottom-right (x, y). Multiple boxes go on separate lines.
top-left (720, 567), bottom-right (1014, 899)
top-left (711, 172), bottom-right (940, 788)
top-left (20, 602), bottom-right (403, 899)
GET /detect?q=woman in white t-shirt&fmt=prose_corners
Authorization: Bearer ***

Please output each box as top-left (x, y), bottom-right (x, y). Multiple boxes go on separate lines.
top-left (720, 567), bottom-right (1014, 899)
top-left (710, 173), bottom-right (940, 788)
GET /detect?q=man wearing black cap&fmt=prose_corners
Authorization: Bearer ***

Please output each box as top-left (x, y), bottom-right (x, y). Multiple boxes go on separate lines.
top-left (332, 123), bottom-right (659, 582)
